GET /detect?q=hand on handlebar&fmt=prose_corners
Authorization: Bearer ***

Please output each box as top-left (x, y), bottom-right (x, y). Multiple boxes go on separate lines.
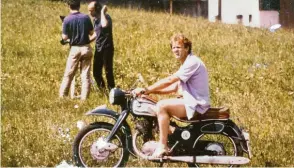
top-left (132, 88), bottom-right (147, 96)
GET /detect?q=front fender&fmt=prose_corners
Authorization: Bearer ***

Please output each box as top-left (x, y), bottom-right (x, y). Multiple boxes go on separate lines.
top-left (85, 105), bottom-right (135, 156)
top-left (85, 105), bottom-right (120, 121)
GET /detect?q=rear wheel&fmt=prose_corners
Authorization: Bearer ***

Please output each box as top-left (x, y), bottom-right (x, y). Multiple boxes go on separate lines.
top-left (188, 133), bottom-right (243, 167)
top-left (73, 122), bottom-right (129, 167)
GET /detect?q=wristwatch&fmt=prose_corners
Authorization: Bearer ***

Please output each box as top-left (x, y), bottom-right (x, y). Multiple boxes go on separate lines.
top-left (142, 87), bottom-right (149, 94)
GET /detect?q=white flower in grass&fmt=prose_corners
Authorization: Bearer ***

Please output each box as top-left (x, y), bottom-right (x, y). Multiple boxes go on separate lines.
top-left (77, 120), bottom-right (86, 130)
top-left (56, 160), bottom-right (77, 168)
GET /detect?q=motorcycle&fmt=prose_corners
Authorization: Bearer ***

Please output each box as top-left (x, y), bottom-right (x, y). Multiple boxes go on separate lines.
top-left (72, 79), bottom-right (252, 167)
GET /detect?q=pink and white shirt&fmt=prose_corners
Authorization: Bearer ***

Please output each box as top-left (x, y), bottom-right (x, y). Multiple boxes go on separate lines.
top-left (174, 53), bottom-right (210, 119)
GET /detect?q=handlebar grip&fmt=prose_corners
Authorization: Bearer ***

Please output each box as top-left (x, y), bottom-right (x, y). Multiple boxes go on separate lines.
top-left (141, 88), bottom-right (149, 95)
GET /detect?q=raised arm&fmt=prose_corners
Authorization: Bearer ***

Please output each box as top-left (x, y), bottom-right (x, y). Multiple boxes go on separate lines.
top-left (100, 5), bottom-right (108, 28)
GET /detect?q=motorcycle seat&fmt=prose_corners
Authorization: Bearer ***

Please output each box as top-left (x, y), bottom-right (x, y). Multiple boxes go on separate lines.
top-left (173, 107), bottom-right (230, 122)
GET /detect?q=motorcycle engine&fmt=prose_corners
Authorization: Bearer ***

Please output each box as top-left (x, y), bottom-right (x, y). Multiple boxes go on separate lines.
top-left (135, 117), bottom-right (154, 142)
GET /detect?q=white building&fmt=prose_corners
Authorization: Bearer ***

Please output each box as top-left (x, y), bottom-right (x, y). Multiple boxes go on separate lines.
top-left (208, 0), bottom-right (279, 28)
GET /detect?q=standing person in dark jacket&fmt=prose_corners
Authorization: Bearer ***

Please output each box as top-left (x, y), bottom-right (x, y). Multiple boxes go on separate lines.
top-left (59, 0), bottom-right (94, 100)
top-left (88, 1), bottom-right (115, 91)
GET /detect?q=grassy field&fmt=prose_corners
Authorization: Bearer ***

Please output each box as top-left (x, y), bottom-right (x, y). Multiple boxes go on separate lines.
top-left (1, 0), bottom-right (294, 167)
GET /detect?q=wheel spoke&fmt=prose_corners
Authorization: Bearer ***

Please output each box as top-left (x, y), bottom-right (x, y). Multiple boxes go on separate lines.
top-left (73, 124), bottom-right (128, 167)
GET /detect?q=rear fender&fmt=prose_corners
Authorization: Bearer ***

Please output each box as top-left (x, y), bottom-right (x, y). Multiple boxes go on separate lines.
top-left (224, 120), bottom-right (242, 137)
top-left (85, 106), bottom-right (135, 156)
top-left (225, 120), bottom-right (250, 155)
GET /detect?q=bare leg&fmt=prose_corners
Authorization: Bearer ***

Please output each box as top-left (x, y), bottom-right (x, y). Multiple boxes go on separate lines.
top-left (153, 98), bottom-right (186, 157)
top-left (157, 104), bottom-right (170, 146)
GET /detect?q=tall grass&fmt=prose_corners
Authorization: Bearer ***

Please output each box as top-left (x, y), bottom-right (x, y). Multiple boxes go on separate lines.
top-left (1, 0), bottom-right (294, 166)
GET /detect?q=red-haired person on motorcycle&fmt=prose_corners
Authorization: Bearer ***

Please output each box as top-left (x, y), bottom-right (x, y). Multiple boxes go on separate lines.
top-left (134, 33), bottom-right (211, 158)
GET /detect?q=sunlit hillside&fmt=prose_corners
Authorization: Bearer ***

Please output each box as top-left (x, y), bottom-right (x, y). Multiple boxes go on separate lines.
top-left (1, 0), bottom-right (294, 166)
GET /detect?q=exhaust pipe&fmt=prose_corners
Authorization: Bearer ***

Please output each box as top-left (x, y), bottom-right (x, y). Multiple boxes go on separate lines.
top-left (148, 155), bottom-right (250, 165)
top-left (132, 132), bottom-right (250, 165)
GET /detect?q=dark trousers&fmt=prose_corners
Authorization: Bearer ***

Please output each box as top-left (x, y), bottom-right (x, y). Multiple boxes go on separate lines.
top-left (93, 47), bottom-right (115, 90)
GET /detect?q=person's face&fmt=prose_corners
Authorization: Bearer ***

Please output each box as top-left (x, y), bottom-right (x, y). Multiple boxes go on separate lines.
top-left (171, 41), bottom-right (189, 62)
top-left (88, 3), bottom-right (96, 17)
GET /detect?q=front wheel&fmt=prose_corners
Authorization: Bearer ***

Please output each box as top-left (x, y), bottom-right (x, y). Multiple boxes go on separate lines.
top-left (73, 122), bottom-right (129, 167)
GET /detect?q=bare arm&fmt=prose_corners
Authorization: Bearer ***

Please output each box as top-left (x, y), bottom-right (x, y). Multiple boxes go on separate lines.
top-left (145, 75), bottom-right (180, 95)
top-left (62, 34), bottom-right (68, 41)
top-left (101, 5), bottom-right (108, 28)
top-left (151, 81), bottom-right (179, 94)
top-left (62, 21), bottom-right (69, 41)
top-left (89, 29), bottom-right (94, 36)
top-left (89, 31), bottom-right (96, 43)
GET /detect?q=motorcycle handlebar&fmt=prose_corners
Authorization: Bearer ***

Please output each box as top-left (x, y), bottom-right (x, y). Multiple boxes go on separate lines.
top-left (124, 89), bottom-right (147, 98)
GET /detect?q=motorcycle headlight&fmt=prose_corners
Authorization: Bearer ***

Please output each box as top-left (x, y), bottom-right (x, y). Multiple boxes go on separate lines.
top-left (109, 88), bottom-right (126, 105)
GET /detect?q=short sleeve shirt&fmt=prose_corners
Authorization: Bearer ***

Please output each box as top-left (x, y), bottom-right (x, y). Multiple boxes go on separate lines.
top-left (62, 12), bottom-right (93, 46)
top-left (174, 54), bottom-right (210, 119)
top-left (93, 14), bottom-right (114, 51)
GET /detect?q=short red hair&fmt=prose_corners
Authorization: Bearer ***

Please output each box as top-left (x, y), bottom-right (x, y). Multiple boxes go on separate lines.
top-left (170, 34), bottom-right (192, 54)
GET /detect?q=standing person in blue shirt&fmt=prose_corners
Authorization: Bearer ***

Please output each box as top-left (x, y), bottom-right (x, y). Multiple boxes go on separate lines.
top-left (59, 0), bottom-right (94, 100)
top-left (88, 1), bottom-right (115, 91)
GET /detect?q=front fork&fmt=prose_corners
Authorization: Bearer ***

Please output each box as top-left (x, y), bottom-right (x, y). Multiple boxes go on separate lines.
top-left (105, 110), bottom-right (129, 142)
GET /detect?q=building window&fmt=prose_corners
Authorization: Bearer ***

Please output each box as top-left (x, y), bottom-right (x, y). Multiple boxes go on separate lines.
top-left (236, 15), bottom-right (243, 24)
top-left (261, 0), bottom-right (280, 10)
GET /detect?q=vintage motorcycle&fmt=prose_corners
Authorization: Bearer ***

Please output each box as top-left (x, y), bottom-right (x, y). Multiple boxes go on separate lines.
top-left (72, 83), bottom-right (252, 167)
